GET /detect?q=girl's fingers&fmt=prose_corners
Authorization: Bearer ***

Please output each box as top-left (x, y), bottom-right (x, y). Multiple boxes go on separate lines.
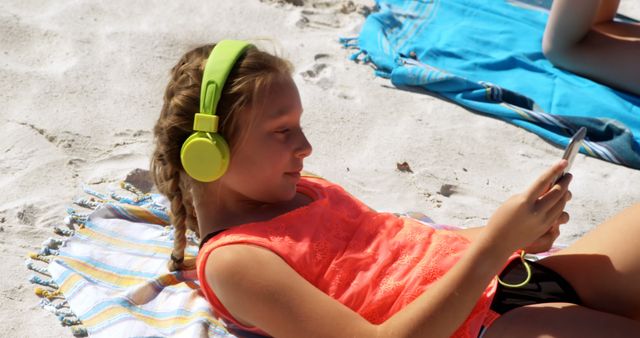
top-left (526, 160), bottom-right (568, 201)
top-left (545, 193), bottom-right (569, 223)
top-left (537, 174), bottom-right (572, 212)
top-left (549, 222), bottom-right (561, 236)
top-left (540, 223), bottom-right (560, 243)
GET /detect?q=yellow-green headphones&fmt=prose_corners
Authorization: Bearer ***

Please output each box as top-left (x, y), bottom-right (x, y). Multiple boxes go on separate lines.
top-left (180, 40), bottom-right (253, 182)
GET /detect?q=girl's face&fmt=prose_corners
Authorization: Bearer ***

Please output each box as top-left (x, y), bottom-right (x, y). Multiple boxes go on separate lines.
top-left (218, 76), bottom-right (312, 203)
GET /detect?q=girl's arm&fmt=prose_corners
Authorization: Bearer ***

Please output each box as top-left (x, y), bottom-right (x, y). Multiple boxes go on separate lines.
top-left (453, 222), bottom-right (562, 254)
top-left (452, 226), bottom-right (483, 241)
top-left (206, 161), bottom-right (571, 338)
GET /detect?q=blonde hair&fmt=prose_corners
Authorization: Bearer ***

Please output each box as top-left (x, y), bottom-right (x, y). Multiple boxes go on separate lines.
top-left (150, 43), bottom-right (293, 270)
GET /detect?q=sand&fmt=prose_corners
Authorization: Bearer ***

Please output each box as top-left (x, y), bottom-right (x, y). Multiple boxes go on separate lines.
top-left (1, 0), bottom-right (638, 336)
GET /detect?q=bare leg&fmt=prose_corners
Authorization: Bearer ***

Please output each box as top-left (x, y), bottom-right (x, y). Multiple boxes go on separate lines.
top-left (538, 203), bottom-right (640, 320)
top-left (542, 0), bottom-right (640, 95)
top-left (593, 0), bottom-right (618, 24)
top-left (484, 302), bottom-right (640, 338)
top-left (592, 0), bottom-right (640, 40)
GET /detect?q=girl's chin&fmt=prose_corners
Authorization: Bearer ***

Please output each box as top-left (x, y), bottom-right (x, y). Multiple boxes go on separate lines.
top-left (284, 172), bottom-right (301, 180)
top-left (282, 187), bottom-right (299, 201)
top-left (286, 185), bottom-right (302, 201)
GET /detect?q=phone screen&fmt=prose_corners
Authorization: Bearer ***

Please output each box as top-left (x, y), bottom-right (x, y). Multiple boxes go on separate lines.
top-left (553, 127), bottom-right (587, 184)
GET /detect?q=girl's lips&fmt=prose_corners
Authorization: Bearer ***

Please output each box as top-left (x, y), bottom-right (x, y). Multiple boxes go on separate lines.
top-left (285, 171), bottom-right (301, 179)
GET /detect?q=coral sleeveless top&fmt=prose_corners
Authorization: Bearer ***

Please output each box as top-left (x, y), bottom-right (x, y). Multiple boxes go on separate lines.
top-left (196, 177), bottom-right (498, 337)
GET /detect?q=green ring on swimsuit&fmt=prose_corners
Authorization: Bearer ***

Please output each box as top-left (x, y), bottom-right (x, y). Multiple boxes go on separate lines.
top-left (497, 251), bottom-right (532, 288)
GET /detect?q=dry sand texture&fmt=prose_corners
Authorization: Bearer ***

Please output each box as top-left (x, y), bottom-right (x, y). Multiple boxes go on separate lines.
top-left (1, 0), bottom-right (639, 336)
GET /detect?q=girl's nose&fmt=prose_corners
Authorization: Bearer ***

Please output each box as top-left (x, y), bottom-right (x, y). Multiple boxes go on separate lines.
top-left (295, 130), bottom-right (313, 159)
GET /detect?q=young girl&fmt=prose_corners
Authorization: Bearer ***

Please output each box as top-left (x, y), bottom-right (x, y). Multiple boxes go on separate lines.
top-left (543, 0), bottom-right (640, 95)
top-left (151, 41), bottom-right (640, 337)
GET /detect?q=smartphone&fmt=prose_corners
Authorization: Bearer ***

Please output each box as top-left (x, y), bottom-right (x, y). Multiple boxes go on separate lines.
top-left (552, 127), bottom-right (587, 184)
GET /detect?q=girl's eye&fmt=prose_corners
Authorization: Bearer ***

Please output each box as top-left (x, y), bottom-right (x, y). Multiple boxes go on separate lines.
top-left (275, 128), bottom-right (290, 134)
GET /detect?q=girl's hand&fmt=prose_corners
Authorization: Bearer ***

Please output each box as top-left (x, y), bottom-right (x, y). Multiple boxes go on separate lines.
top-left (523, 217), bottom-right (564, 254)
top-left (523, 186), bottom-right (571, 254)
top-left (483, 160), bottom-right (572, 254)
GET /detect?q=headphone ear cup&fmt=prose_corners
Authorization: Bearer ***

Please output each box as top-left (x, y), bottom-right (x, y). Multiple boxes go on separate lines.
top-left (180, 132), bottom-right (230, 182)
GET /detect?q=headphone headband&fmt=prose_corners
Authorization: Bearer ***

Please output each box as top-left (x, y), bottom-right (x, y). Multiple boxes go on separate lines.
top-left (196, 40), bottom-right (253, 133)
top-left (181, 40), bottom-right (252, 182)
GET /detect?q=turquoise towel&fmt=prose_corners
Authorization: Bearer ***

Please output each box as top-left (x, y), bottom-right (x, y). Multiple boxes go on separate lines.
top-left (344, 0), bottom-right (640, 169)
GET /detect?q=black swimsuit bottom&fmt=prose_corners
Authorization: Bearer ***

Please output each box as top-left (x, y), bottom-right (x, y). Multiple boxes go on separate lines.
top-left (491, 257), bottom-right (581, 314)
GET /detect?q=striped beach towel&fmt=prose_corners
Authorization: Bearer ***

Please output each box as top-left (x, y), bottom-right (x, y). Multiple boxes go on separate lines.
top-left (27, 179), bottom-right (237, 338)
top-left (344, 0), bottom-right (640, 169)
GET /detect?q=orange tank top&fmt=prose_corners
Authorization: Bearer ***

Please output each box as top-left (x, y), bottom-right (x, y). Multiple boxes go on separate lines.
top-left (196, 177), bottom-right (498, 337)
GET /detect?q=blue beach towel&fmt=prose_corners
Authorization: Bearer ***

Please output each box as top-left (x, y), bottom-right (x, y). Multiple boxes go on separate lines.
top-left (344, 0), bottom-right (640, 169)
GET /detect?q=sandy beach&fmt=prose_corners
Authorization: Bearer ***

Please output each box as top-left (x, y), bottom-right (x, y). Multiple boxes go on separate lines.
top-left (1, 0), bottom-right (639, 336)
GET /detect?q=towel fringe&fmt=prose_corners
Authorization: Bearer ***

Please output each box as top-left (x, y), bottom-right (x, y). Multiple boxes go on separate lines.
top-left (107, 181), bottom-right (154, 206)
top-left (60, 317), bottom-right (82, 326)
top-left (120, 181), bottom-right (145, 197)
top-left (29, 252), bottom-right (52, 263)
top-left (65, 208), bottom-right (88, 228)
top-left (348, 50), bottom-right (380, 73)
top-left (43, 303), bottom-right (74, 317)
top-left (82, 186), bottom-right (110, 201)
top-left (338, 36), bottom-right (358, 44)
top-left (39, 298), bottom-right (69, 310)
top-left (54, 226), bottom-right (75, 237)
top-left (110, 191), bottom-right (152, 205)
top-left (70, 326), bottom-right (88, 337)
top-left (26, 260), bottom-right (52, 277)
top-left (30, 275), bottom-right (59, 288)
top-left (42, 237), bottom-right (65, 249)
top-left (28, 177), bottom-right (173, 338)
top-left (38, 246), bottom-right (59, 256)
top-left (348, 50), bottom-right (364, 61)
top-left (35, 287), bottom-right (63, 299)
top-left (74, 197), bottom-right (103, 210)
top-left (71, 325), bottom-right (89, 337)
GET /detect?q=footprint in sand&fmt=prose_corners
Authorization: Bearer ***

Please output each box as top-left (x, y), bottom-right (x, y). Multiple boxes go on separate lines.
top-left (300, 54), bottom-right (334, 90)
top-left (262, 0), bottom-right (371, 29)
top-left (300, 54), bottom-right (356, 100)
top-left (296, 9), bottom-right (342, 29)
top-left (16, 121), bottom-right (97, 156)
top-left (16, 204), bottom-right (40, 226)
top-left (112, 129), bottom-right (151, 148)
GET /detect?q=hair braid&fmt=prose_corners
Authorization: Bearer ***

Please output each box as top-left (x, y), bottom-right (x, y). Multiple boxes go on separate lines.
top-left (150, 158), bottom-right (195, 271)
top-left (168, 169), bottom-right (191, 270)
